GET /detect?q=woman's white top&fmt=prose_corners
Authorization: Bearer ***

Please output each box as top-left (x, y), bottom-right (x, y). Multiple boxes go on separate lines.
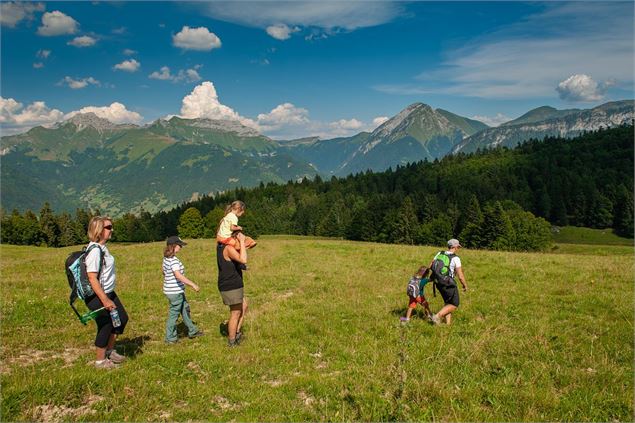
top-left (85, 242), bottom-right (116, 294)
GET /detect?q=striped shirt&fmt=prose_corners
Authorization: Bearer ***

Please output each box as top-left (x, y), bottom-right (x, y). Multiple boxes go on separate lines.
top-left (85, 242), bottom-right (116, 294)
top-left (163, 256), bottom-right (185, 295)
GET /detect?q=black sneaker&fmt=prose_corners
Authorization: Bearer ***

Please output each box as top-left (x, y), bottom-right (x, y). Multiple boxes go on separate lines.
top-left (235, 331), bottom-right (243, 344)
top-left (228, 338), bottom-right (239, 347)
top-left (188, 331), bottom-right (204, 339)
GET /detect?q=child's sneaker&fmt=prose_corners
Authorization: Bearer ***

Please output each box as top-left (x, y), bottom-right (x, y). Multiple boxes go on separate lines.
top-left (94, 358), bottom-right (117, 369)
top-left (399, 317), bottom-right (409, 324)
top-left (106, 349), bottom-right (126, 364)
top-left (188, 331), bottom-right (204, 339)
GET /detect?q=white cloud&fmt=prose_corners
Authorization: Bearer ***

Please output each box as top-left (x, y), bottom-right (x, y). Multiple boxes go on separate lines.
top-left (36, 49), bottom-right (51, 59)
top-left (149, 66), bottom-right (202, 83)
top-left (113, 59), bottom-right (140, 72)
top-left (123, 48), bottom-right (137, 56)
top-left (180, 82), bottom-right (255, 128)
top-left (65, 102), bottom-right (143, 124)
top-left (67, 35), bottom-right (97, 47)
top-left (471, 113), bottom-right (510, 127)
top-left (33, 62), bottom-right (44, 69)
top-left (37, 10), bottom-right (78, 36)
top-left (266, 24), bottom-right (299, 40)
top-left (112, 27), bottom-right (126, 35)
top-left (372, 116), bottom-right (389, 128)
top-left (58, 76), bottom-right (100, 89)
top-left (173, 26), bottom-right (221, 51)
top-left (149, 66), bottom-right (172, 80)
top-left (201, 2), bottom-right (403, 35)
top-left (0, 2), bottom-right (45, 28)
top-left (556, 74), bottom-right (614, 103)
top-left (377, 3), bottom-right (633, 100)
top-left (256, 103), bottom-right (310, 131)
top-left (0, 97), bottom-right (65, 135)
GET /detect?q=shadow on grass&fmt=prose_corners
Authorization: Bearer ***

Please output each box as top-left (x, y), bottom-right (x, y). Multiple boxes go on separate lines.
top-left (117, 335), bottom-right (150, 358)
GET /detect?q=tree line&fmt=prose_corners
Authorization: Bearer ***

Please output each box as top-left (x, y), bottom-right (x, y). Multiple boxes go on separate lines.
top-left (2, 126), bottom-right (632, 251)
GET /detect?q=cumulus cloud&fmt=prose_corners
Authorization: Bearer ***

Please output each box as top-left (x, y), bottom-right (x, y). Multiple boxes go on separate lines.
top-left (173, 26), bottom-right (221, 51)
top-left (67, 35), bottom-right (96, 47)
top-left (556, 74), bottom-right (614, 102)
top-left (0, 97), bottom-right (65, 135)
top-left (256, 103), bottom-right (310, 130)
top-left (471, 113), bottom-right (510, 127)
top-left (372, 116), bottom-right (389, 128)
top-left (266, 24), bottom-right (299, 40)
top-left (0, 2), bottom-right (45, 28)
top-left (58, 76), bottom-right (100, 89)
top-left (149, 66), bottom-right (202, 83)
top-left (113, 59), bottom-right (140, 72)
top-left (37, 10), bottom-right (78, 36)
top-left (65, 102), bottom-right (143, 124)
top-left (33, 62), bottom-right (44, 69)
top-left (180, 82), bottom-right (254, 128)
top-left (123, 48), bottom-right (137, 56)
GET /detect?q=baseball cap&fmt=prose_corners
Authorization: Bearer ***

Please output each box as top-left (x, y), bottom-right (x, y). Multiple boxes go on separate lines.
top-left (166, 236), bottom-right (187, 246)
top-left (447, 238), bottom-right (461, 248)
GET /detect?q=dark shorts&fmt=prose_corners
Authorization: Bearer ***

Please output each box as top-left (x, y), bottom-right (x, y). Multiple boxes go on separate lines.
top-left (220, 287), bottom-right (244, 306)
top-left (436, 283), bottom-right (460, 307)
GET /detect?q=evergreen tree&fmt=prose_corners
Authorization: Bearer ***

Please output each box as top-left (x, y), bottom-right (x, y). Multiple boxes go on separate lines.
top-left (203, 207), bottom-right (225, 238)
top-left (392, 197), bottom-right (419, 244)
top-left (177, 207), bottom-right (204, 238)
top-left (481, 202), bottom-right (515, 250)
top-left (613, 185), bottom-right (634, 237)
top-left (39, 202), bottom-right (60, 247)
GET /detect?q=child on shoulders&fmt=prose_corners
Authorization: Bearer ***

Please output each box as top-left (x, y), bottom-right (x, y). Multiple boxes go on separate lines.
top-left (216, 200), bottom-right (257, 250)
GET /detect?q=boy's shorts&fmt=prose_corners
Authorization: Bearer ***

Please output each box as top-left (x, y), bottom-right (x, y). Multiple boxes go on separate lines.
top-left (408, 295), bottom-right (428, 309)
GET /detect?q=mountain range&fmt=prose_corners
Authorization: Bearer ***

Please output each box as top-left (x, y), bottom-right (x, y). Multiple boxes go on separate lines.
top-left (1, 100), bottom-right (632, 215)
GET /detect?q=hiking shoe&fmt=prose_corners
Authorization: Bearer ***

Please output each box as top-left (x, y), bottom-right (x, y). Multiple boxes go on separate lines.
top-left (188, 331), bottom-right (204, 339)
top-left (228, 338), bottom-right (239, 348)
top-left (430, 314), bottom-right (441, 325)
top-left (235, 331), bottom-right (243, 344)
top-left (94, 359), bottom-right (117, 369)
top-left (165, 339), bottom-right (178, 345)
top-left (106, 349), bottom-right (126, 364)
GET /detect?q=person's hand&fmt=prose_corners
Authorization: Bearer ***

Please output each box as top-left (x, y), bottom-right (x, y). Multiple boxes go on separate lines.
top-left (236, 232), bottom-right (246, 243)
top-left (192, 283), bottom-right (200, 292)
top-left (462, 285), bottom-right (468, 293)
top-left (236, 225), bottom-right (243, 231)
top-left (102, 298), bottom-right (116, 310)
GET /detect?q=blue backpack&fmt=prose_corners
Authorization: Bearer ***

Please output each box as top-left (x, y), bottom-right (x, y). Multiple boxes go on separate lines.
top-left (65, 244), bottom-right (104, 320)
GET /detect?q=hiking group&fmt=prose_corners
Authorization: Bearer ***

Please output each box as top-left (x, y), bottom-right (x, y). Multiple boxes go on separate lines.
top-left (66, 201), bottom-right (468, 370)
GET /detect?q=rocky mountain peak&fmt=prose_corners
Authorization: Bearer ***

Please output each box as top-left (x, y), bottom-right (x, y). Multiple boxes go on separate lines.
top-left (60, 113), bottom-right (137, 131)
top-left (167, 116), bottom-right (261, 137)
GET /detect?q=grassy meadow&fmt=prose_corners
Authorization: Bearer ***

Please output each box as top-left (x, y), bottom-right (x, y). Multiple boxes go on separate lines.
top-left (1, 236), bottom-right (633, 421)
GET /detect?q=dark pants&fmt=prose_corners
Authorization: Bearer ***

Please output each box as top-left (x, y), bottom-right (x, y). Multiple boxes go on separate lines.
top-left (85, 291), bottom-right (129, 348)
top-left (436, 283), bottom-right (460, 307)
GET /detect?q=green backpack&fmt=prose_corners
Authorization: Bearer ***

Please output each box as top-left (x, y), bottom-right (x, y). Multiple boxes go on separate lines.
top-left (431, 251), bottom-right (457, 286)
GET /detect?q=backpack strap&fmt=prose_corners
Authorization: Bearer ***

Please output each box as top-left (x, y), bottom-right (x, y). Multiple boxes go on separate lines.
top-left (85, 244), bottom-right (106, 282)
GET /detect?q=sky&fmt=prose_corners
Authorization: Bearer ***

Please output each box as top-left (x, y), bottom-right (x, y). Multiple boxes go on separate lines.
top-left (1, 1), bottom-right (633, 139)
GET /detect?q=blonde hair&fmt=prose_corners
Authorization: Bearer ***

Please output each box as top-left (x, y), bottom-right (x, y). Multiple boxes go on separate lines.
top-left (164, 244), bottom-right (178, 258)
top-left (224, 200), bottom-right (245, 215)
top-left (87, 216), bottom-right (112, 243)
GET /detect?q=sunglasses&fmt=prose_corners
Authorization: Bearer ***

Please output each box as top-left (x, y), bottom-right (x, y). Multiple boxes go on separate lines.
top-left (104, 225), bottom-right (113, 230)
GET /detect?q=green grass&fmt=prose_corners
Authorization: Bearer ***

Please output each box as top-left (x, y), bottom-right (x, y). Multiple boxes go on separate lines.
top-left (1, 237), bottom-right (633, 421)
top-left (552, 226), bottom-right (634, 246)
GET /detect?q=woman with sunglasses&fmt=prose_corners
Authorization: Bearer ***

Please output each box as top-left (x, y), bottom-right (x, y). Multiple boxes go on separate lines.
top-left (84, 216), bottom-right (129, 369)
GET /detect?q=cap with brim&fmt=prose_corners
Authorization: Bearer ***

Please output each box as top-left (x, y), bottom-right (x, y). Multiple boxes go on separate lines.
top-left (447, 238), bottom-right (461, 248)
top-left (166, 236), bottom-right (187, 246)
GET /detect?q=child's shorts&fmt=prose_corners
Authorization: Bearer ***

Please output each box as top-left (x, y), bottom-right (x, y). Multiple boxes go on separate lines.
top-left (408, 295), bottom-right (428, 308)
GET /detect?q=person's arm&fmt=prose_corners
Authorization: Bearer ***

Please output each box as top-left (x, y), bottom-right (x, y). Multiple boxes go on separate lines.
top-left (87, 272), bottom-right (116, 310)
top-left (230, 224), bottom-right (243, 231)
top-left (455, 266), bottom-right (468, 292)
top-left (226, 233), bottom-right (248, 264)
top-left (173, 270), bottom-right (199, 292)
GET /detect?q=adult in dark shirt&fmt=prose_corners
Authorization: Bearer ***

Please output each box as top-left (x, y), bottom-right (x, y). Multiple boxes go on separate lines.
top-left (217, 231), bottom-right (248, 347)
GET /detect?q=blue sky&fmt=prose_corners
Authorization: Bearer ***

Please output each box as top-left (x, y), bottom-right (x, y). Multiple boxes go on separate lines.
top-left (1, 1), bottom-right (633, 138)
